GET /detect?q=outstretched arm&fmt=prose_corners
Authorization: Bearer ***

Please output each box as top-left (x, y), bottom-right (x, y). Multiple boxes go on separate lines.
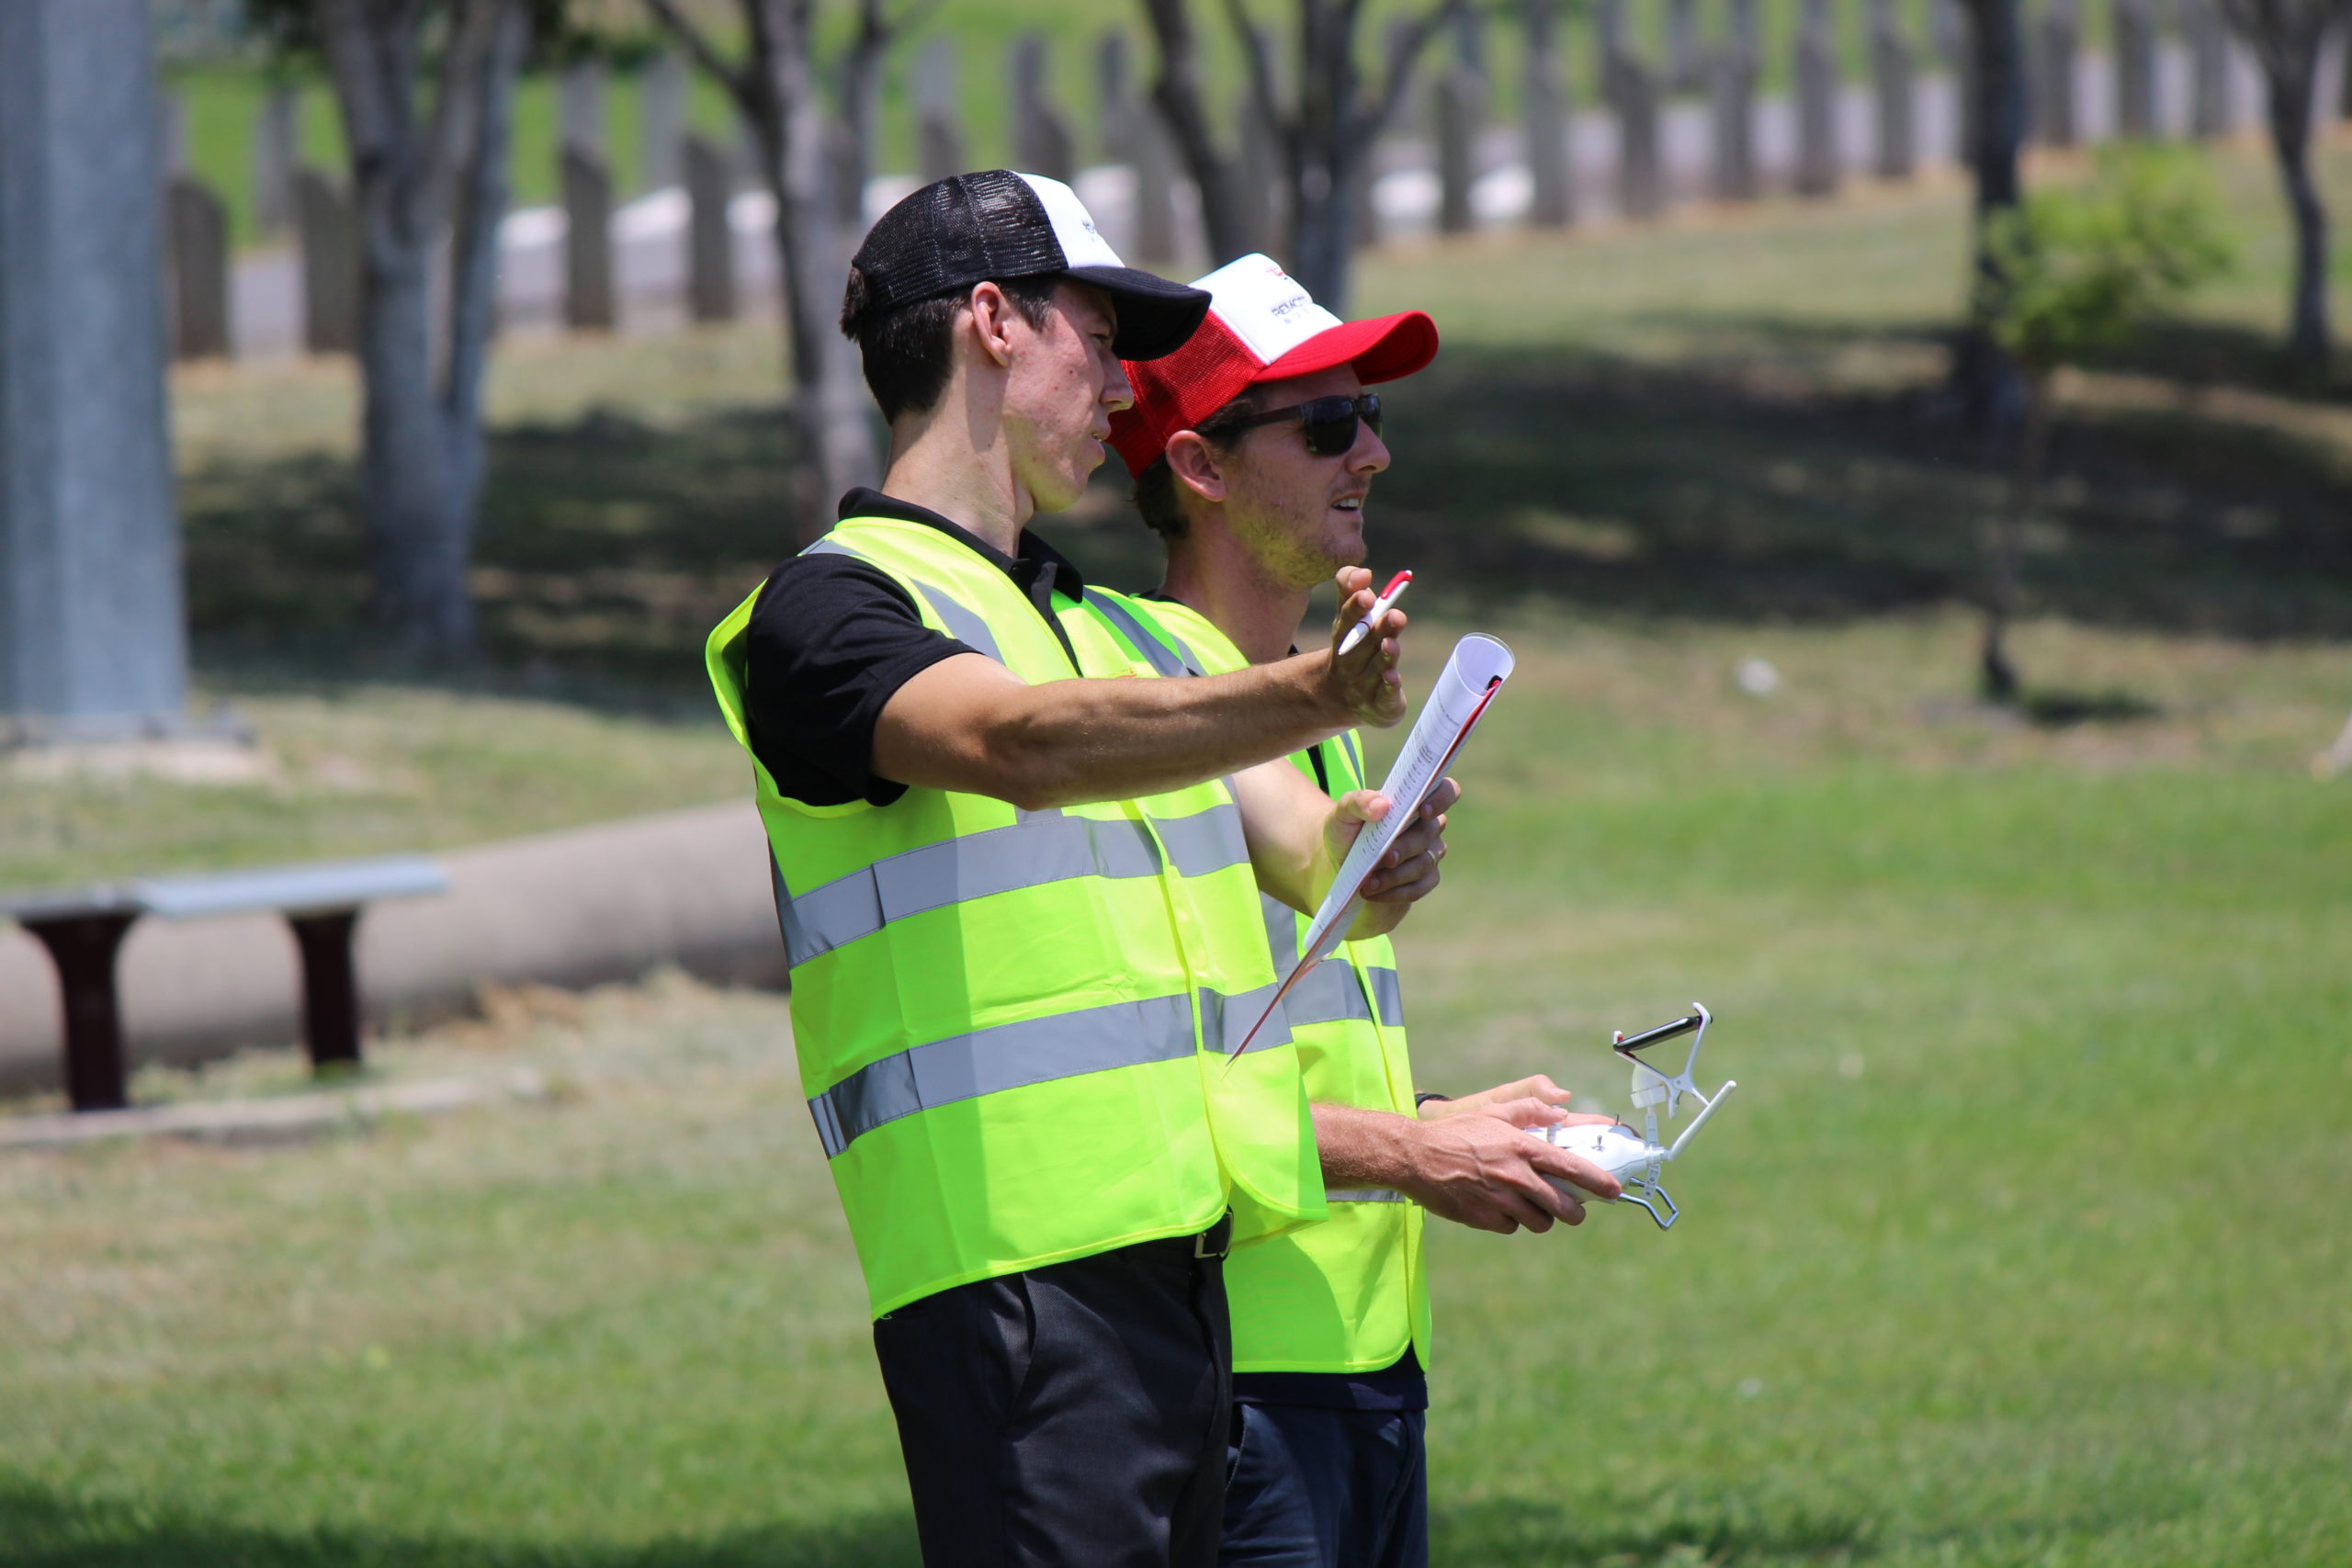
top-left (871, 567), bottom-right (1408, 810)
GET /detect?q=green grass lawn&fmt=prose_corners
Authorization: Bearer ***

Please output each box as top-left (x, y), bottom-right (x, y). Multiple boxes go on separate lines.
top-left (6, 605), bottom-right (2347, 1566)
top-left (5, 134), bottom-right (2350, 1565)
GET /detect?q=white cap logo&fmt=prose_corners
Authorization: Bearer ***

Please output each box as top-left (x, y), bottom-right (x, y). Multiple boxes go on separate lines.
top-left (1191, 254), bottom-right (1344, 367)
top-left (1016, 172), bottom-right (1127, 271)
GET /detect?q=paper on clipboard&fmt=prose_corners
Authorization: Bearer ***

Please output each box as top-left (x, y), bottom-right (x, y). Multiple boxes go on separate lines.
top-left (1227, 633), bottom-right (1515, 1060)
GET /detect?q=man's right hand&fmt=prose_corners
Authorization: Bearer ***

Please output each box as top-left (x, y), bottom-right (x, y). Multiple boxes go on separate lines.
top-left (1394, 1098), bottom-right (1623, 1235)
top-left (1321, 567), bottom-right (1408, 728)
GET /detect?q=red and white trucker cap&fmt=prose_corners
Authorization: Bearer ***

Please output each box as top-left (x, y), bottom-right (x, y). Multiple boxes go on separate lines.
top-left (1109, 253), bottom-right (1439, 477)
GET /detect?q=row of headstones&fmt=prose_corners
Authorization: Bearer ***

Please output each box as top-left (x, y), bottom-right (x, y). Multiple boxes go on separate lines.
top-left (152, 55), bottom-right (718, 360)
top-left (1449, 0), bottom-right (2271, 231)
top-left (157, 7), bottom-right (2346, 360)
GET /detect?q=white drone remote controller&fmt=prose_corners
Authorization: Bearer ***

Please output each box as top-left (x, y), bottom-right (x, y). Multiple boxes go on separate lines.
top-left (1536, 1003), bottom-right (1736, 1229)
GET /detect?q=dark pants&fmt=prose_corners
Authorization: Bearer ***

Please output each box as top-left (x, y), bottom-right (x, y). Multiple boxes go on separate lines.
top-left (1219, 1401), bottom-right (1429, 1568)
top-left (871, 1219), bottom-right (1234, 1568)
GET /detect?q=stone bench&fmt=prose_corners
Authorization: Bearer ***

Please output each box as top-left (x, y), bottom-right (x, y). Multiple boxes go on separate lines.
top-left (1, 856), bottom-right (447, 1111)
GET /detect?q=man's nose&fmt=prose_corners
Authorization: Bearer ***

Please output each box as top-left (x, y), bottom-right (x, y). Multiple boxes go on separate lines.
top-left (1102, 350), bottom-right (1135, 413)
top-left (1351, 425), bottom-right (1390, 476)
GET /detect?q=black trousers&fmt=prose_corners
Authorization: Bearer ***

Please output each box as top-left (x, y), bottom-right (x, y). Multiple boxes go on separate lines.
top-left (872, 1216), bottom-right (1235, 1568)
top-left (1220, 1403), bottom-right (1429, 1568)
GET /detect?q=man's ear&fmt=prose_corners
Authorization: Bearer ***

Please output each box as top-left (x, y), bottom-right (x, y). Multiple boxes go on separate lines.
top-left (966, 281), bottom-right (1021, 369)
top-left (1164, 430), bottom-right (1228, 506)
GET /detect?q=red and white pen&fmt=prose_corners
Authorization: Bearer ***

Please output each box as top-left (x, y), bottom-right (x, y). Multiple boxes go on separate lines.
top-left (1336, 570), bottom-right (1412, 658)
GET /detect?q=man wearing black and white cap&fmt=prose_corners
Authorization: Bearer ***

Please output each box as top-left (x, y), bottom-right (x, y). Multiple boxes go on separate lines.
top-left (702, 172), bottom-right (1460, 1566)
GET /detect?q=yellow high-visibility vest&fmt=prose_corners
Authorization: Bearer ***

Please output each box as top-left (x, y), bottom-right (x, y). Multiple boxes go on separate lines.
top-left (705, 517), bottom-right (1324, 1318)
top-left (1087, 590), bottom-right (1430, 1374)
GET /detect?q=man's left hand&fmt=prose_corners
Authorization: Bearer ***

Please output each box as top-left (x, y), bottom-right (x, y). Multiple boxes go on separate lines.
top-left (1329, 776), bottom-right (1458, 907)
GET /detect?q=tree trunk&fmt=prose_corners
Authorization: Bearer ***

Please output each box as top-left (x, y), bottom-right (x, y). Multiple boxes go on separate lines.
top-left (2260, 48), bottom-right (2332, 372)
top-left (1981, 374), bottom-right (2049, 703)
top-left (745, 2), bottom-right (879, 545)
top-left (356, 233), bottom-right (474, 653)
top-left (1954, 0), bottom-right (2029, 434)
top-left (319, 0), bottom-right (526, 660)
top-left (1286, 0), bottom-right (1361, 308)
top-left (1143, 0), bottom-right (1254, 264)
top-left (443, 2), bottom-right (529, 543)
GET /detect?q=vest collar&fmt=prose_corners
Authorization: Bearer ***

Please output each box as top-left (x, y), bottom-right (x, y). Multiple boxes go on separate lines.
top-left (837, 487), bottom-right (1088, 604)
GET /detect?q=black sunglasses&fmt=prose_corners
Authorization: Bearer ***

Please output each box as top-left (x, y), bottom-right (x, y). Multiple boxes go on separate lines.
top-left (1212, 393), bottom-right (1384, 457)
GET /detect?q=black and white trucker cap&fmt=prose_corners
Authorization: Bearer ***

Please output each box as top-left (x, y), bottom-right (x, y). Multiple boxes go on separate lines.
top-left (847, 170), bottom-right (1212, 361)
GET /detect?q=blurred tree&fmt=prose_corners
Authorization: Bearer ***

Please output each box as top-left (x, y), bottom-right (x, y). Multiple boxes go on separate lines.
top-left (1951, 0), bottom-right (2029, 436)
top-left (1972, 148), bottom-right (2233, 699)
top-left (1138, 0), bottom-right (1465, 311)
top-left (249, 0), bottom-right (556, 660)
top-left (644, 0), bottom-right (926, 544)
top-left (2215, 0), bottom-right (2348, 376)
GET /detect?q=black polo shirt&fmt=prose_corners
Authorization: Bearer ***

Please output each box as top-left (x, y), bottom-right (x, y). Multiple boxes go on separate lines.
top-left (741, 488), bottom-right (1086, 809)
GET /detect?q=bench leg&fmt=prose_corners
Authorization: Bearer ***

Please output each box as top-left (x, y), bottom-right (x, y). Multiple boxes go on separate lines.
top-left (22, 914), bottom-right (139, 1112)
top-left (288, 909), bottom-right (364, 1073)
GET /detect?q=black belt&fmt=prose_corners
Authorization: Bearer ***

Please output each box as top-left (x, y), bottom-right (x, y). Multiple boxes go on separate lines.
top-left (1124, 1210), bottom-right (1231, 1262)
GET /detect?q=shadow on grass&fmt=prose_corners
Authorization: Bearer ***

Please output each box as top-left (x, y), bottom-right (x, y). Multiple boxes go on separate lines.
top-left (1430, 1495), bottom-right (1880, 1563)
top-left (2022, 687), bottom-right (2165, 727)
top-left (177, 325), bottom-right (2352, 709)
top-left (1357, 335), bottom-right (2352, 639)
top-left (2075, 317), bottom-right (2352, 407)
top-left (0, 1483), bottom-right (922, 1568)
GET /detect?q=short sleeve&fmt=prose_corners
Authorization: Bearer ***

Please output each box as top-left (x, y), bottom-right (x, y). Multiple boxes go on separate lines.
top-left (741, 555), bottom-right (979, 807)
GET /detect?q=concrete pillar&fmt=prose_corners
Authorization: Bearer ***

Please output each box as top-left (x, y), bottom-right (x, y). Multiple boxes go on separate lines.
top-left (1935, 0), bottom-right (1976, 165)
top-left (915, 38), bottom-right (965, 186)
top-left (1668, 0), bottom-right (1704, 91)
top-left (1011, 35), bottom-right (1076, 184)
top-left (1100, 30), bottom-right (1180, 263)
top-left (1525, 0), bottom-right (1576, 228)
top-left (1435, 59), bottom-right (1481, 234)
top-left (1713, 0), bottom-right (1761, 201)
top-left (2182, 0), bottom-right (2233, 139)
top-left (2037, 0), bottom-right (2081, 148)
top-left (1794, 0), bottom-right (1841, 197)
top-left (639, 51), bottom-right (688, 191)
top-left (0, 0), bottom-right (189, 739)
top-left (1871, 0), bottom-right (1917, 181)
top-left (561, 148), bottom-right (615, 331)
top-left (295, 166), bottom-right (357, 355)
top-left (2113, 0), bottom-right (2157, 139)
top-left (1601, 0), bottom-right (1664, 222)
top-left (1235, 58), bottom-right (1281, 254)
top-left (560, 60), bottom-right (606, 160)
top-left (684, 135), bottom-right (736, 323)
top-left (165, 175), bottom-right (232, 361)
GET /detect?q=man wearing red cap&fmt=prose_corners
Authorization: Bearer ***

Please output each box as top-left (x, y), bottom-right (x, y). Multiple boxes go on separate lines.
top-left (705, 176), bottom-right (1529, 1568)
top-left (1095, 254), bottom-right (1620, 1568)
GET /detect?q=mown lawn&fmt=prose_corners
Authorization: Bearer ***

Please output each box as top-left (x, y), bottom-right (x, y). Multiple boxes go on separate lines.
top-left (5, 604), bottom-right (2347, 1567)
top-left (5, 135), bottom-right (2349, 1565)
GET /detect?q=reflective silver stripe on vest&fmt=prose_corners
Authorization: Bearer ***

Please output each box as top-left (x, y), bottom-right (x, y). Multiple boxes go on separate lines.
top-left (809, 983), bottom-right (1292, 1156)
top-left (803, 538), bottom-right (1005, 663)
top-left (781, 802), bottom-right (1250, 967)
top-left (1282, 961), bottom-right (1405, 1030)
top-left (1261, 897), bottom-right (1404, 1030)
top-left (1084, 590), bottom-right (1205, 677)
top-left (1326, 1188), bottom-right (1408, 1203)
top-left (1202, 978), bottom-right (1292, 1058)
